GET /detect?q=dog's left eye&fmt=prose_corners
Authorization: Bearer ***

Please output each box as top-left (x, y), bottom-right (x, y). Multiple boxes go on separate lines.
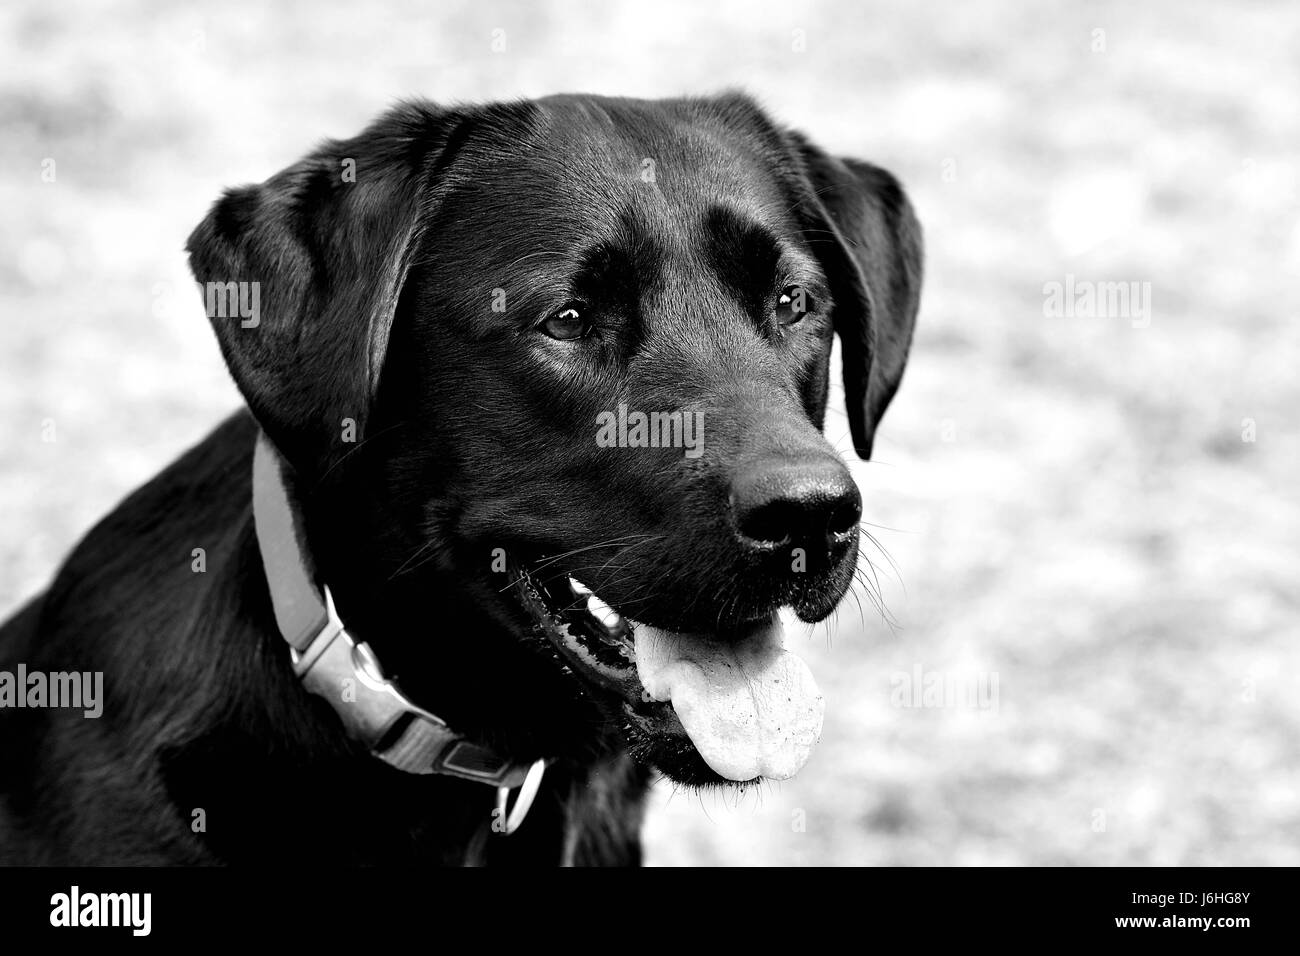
top-left (540, 306), bottom-right (591, 341)
top-left (775, 285), bottom-right (814, 327)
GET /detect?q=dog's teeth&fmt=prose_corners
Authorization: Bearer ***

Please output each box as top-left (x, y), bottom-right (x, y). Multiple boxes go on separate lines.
top-left (568, 576), bottom-right (623, 630)
top-left (587, 593), bottom-right (623, 630)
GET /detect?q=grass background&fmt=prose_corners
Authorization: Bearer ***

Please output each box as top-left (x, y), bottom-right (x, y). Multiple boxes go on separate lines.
top-left (2, 0), bottom-right (1297, 865)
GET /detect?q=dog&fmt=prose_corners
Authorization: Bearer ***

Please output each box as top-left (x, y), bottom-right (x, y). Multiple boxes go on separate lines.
top-left (0, 92), bottom-right (922, 865)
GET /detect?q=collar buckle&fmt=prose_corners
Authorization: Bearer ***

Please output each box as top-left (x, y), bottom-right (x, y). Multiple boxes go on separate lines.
top-left (290, 584), bottom-right (447, 753)
top-left (290, 585), bottom-right (547, 827)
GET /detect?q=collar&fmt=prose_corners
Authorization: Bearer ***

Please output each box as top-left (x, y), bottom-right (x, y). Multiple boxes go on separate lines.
top-left (251, 431), bottom-right (546, 834)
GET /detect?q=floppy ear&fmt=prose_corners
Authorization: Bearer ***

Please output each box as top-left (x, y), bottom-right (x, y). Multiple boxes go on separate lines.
top-left (786, 134), bottom-right (923, 460)
top-left (187, 102), bottom-right (460, 475)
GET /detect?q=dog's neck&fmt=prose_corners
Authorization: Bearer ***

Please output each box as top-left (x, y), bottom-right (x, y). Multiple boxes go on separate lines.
top-left (250, 433), bottom-right (629, 789)
top-left (252, 432), bottom-right (549, 810)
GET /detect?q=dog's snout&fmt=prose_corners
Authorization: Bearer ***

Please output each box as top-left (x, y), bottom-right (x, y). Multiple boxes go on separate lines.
top-left (730, 457), bottom-right (862, 557)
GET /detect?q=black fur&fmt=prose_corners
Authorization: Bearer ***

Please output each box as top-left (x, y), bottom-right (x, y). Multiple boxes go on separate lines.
top-left (0, 93), bottom-right (922, 865)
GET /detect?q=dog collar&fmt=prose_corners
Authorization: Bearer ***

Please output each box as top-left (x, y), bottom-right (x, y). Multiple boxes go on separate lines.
top-left (251, 432), bottom-right (546, 835)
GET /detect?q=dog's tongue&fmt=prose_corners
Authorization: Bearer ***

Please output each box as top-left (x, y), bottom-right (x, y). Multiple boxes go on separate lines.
top-left (633, 616), bottom-right (824, 781)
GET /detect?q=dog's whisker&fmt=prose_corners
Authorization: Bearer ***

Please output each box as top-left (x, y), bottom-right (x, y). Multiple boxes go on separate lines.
top-left (856, 551), bottom-right (887, 604)
top-left (554, 537), bottom-right (667, 590)
top-left (858, 518), bottom-right (914, 534)
top-left (525, 535), bottom-right (656, 575)
top-left (859, 526), bottom-right (904, 581)
top-left (491, 535), bottom-right (665, 595)
top-left (487, 534), bottom-right (659, 593)
top-left (388, 537), bottom-right (441, 579)
top-left (314, 420), bottom-right (408, 488)
top-left (847, 564), bottom-right (899, 634)
top-left (583, 535), bottom-right (665, 578)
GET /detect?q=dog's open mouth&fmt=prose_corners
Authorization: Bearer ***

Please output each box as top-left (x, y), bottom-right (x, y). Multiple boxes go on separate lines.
top-left (511, 566), bottom-right (825, 784)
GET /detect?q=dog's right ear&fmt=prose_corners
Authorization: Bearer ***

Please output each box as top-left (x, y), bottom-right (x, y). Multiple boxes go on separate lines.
top-left (187, 101), bottom-right (473, 476)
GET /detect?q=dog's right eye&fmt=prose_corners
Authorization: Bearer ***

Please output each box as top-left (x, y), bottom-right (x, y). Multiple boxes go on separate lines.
top-left (775, 285), bottom-right (814, 327)
top-left (540, 306), bottom-right (591, 341)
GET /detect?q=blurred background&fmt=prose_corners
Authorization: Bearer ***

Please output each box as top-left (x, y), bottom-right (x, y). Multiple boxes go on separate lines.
top-left (2, 0), bottom-right (1297, 865)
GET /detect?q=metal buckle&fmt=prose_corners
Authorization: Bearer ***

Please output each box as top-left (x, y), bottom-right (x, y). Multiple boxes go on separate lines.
top-left (288, 586), bottom-right (548, 835)
top-left (290, 585), bottom-right (448, 751)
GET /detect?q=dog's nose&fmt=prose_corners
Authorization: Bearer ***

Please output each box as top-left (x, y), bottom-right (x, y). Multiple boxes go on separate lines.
top-left (730, 457), bottom-right (862, 558)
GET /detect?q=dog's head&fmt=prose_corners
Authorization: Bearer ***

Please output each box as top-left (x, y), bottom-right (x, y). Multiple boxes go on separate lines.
top-left (188, 93), bottom-right (921, 787)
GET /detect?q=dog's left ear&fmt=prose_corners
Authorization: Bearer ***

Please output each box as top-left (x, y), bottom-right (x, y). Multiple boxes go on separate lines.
top-left (786, 134), bottom-right (923, 460)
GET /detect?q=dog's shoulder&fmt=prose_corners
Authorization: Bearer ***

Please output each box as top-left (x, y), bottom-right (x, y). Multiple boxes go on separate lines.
top-left (0, 409), bottom-right (271, 863)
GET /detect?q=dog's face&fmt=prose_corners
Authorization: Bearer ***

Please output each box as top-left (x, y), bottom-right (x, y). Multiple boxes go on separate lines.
top-left (188, 94), bottom-right (922, 787)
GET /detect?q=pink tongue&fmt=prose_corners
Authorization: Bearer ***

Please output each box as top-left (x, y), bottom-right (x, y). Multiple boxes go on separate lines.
top-left (632, 616), bottom-right (824, 781)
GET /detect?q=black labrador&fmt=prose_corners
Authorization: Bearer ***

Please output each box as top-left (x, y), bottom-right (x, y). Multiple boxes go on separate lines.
top-left (0, 93), bottom-right (921, 865)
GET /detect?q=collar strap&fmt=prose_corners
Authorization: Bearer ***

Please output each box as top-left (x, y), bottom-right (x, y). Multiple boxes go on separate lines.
top-left (251, 432), bottom-right (545, 832)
